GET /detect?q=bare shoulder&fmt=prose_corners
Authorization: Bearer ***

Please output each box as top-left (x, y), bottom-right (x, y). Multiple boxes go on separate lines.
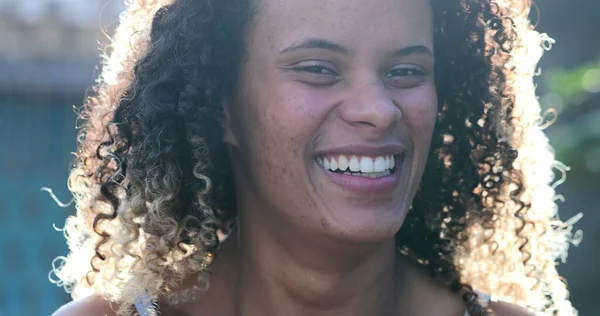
top-left (52, 295), bottom-right (119, 316)
top-left (490, 301), bottom-right (535, 316)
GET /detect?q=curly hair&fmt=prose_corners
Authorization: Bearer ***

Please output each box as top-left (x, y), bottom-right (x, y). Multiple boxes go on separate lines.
top-left (50, 0), bottom-right (581, 315)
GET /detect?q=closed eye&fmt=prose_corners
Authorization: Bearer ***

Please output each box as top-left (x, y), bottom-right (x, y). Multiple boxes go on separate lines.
top-left (385, 66), bottom-right (428, 78)
top-left (293, 64), bottom-right (338, 76)
top-left (384, 64), bottom-right (430, 89)
top-left (290, 61), bottom-right (341, 86)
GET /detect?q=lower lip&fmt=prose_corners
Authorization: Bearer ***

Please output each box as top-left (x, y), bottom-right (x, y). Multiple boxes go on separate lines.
top-left (318, 157), bottom-right (403, 194)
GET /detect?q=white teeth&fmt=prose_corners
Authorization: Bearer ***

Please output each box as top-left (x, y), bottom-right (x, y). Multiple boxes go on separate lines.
top-left (349, 156), bottom-right (360, 172)
top-left (374, 156), bottom-right (385, 172)
top-left (338, 155), bottom-right (349, 171)
top-left (359, 157), bottom-right (374, 173)
top-left (359, 170), bottom-right (391, 178)
top-left (330, 157), bottom-right (338, 171)
top-left (317, 154), bottom-right (398, 176)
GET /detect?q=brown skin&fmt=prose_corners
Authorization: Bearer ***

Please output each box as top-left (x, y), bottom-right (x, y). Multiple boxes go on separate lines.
top-left (224, 0), bottom-right (437, 248)
top-left (53, 0), bottom-right (534, 315)
top-left (214, 0), bottom-right (436, 314)
top-left (53, 297), bottom-right (532, 316)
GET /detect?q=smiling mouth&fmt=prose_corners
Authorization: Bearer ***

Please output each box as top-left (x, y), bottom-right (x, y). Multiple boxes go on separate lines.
top-left (315, 153), bottom-right (404, 179)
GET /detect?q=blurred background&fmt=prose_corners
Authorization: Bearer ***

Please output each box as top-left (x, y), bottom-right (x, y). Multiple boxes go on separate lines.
top-left (0, 0), bottom-right (598, 315)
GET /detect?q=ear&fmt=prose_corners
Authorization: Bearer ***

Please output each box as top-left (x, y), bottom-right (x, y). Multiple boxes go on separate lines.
top-left (221, 100), bottom-right (239, 147)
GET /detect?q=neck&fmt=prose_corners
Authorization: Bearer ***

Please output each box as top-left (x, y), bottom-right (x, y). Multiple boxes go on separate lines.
top-left (222, 209), bottom-right (400, 316)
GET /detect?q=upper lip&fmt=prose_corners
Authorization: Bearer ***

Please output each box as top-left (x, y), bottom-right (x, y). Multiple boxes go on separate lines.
top-left (314, 144), bottom-right (406, 158)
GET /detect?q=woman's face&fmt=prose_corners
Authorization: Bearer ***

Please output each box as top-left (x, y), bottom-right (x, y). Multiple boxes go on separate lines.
top-left (225, 0), bottom-right (436, 242)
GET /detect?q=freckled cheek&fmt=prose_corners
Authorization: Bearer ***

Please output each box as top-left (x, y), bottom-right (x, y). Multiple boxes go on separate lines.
top-left (254, 90), bottom-right (324, 171)
top-left (397, 88), bottom-right (438, 138)
top-left (267, 89), bottom-right (327, 138)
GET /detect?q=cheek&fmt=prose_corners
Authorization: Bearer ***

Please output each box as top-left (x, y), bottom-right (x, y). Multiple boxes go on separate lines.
top-left (242, 84), bottom-right (325, 175)
top-left (398, 86), bottom-right (438, 139)
top-left (236, 85), bottom-right (329, 213)
top-left (261, 85), bottom-right (328, 147)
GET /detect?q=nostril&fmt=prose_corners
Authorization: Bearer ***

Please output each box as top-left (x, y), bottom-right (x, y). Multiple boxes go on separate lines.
top-left (355, 120), bottom-right (377, 128)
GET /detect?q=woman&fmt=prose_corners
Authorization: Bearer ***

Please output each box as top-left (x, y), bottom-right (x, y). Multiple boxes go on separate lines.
top-left (51, 0), bottom-right (579, 315)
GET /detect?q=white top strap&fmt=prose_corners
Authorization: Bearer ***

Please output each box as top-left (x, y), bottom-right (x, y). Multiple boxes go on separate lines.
top-left (464, 291), bottom-right (492, 316)
top-left (134, 293), bottom-right (157, 316)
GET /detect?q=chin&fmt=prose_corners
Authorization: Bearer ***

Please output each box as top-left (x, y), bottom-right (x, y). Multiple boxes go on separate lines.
top-left (320, 206), bottom-right (407, 245)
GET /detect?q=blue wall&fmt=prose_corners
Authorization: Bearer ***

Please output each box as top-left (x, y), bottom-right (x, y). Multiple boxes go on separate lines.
top-left (0, 100), bottom-right (76, 316)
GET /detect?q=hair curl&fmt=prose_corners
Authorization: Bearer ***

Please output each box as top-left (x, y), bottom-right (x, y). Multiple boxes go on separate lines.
top-left (51, 0), bottom-right (581, 315)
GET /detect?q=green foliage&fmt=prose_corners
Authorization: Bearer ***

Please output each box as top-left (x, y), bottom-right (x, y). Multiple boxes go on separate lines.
top-left (541, 55), bottom-right (600, 183)
top-left (545, 59), bottom-right (600, 101)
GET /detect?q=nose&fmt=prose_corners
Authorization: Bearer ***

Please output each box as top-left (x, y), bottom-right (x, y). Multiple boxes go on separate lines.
top-left (339, 80), bottom-right (402, 137)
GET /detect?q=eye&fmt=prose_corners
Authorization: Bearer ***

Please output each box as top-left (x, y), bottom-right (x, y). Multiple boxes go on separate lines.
top-left (293, 63), bottom-right (338, 76)
top-left (384, 66), bottom-right (428, 78)
top-left (384, 64), bottom-right (430, 89)
top-left (289, 61), bottom-right (341, 86)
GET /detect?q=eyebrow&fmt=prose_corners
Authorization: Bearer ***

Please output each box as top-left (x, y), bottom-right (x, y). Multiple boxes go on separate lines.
top-left (390, 45), bottom-right (434, 58)
top-left (278, 37), bottom-right (433, 58)
top-left (279, 38), bottom-right (350, 55)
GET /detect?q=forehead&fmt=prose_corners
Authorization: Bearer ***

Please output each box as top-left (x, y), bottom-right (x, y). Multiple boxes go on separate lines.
top-left (252, 0), bottom-right (433, 52)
